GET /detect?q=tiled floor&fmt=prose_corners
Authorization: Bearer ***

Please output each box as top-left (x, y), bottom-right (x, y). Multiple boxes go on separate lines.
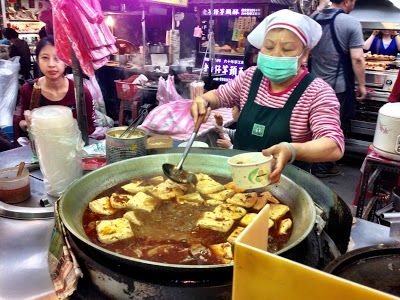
top-left (316, 153), bottom-right (365, 216)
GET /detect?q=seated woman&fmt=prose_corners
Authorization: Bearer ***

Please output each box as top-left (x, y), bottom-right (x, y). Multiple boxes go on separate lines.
top-left (15, 35), bottom-right (96, 142)
top-left (363, 29), bottom-right (400, 56)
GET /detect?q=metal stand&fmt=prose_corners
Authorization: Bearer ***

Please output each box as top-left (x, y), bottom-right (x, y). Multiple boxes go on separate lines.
top-left (356, 153), bottom-right (400, 220)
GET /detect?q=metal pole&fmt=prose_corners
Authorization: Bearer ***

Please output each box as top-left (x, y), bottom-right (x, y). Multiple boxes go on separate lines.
top-left (70, 43), bottom-right (89, 146)
top-left (207, 0), bottom-right (215, 90)
top-left (1, 0), bottom-right (7, 28)
top-left (171, 6), bottom-right (175, 30)
top-left (142, 9), bottom-right (146, 66)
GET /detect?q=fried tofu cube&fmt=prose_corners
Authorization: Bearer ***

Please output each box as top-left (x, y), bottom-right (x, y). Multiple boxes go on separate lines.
top-left (96, 218), bottom-right (133, 244)
top-left (147, 176), bottom-right (165, 185)
top-left (126, 192), bottom-right (161, 213)
top-left (209, 242), bottom-right (233, 264)
top-left (214, 204), bottom-right (247, 220)
top-left (196, 211), bottom-right (235, 233)
top-left (176, 192), bottom-right (205, 206)
top-left (148, 179), bottom-right (187, 200)
top-left (121, 180), bottom-right (152, 194)
top-left (205, 199), bottom-right (225, 206)
top-left (89, 196), bottom-right (117, 215)
top-left (196, 173), bottom-right (213, 181)
top-left (239, 213), bottom-right (258, 227)
top-left (226, 192), bottom-right (258, 208)
top-left (110, 193), bottom-right (134, 209)
top-left (123, 211), bottom-right (143, 226)
top-left (253, 194), bottom-right (268, 211)
top-left (269, 204), bottom-right (290, 221)
top-left (196, 177), bottom-right (225, 194)
top-left (224, 181), bottom-right (248, 193)
top-left (278, 218), bottom-right (292, 235)
top-left (227, 226), bottom-right (244, 244)
top-left (208, 189), bottom-right (235, 201)
top-left (260, 191), bottom-right (280, 204)
top-left (268, 219), bottom-right (274, 229)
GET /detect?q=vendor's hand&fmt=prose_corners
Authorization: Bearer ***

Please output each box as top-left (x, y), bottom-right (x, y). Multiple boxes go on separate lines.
top-left (216, 139), bottom-right (232, 148)
top-left (262, 143), bottom-right (293, 184)
top-left (318, 0), bottom-right (331, 7)
top-left (21, 110), bottom-right (32, 131)
top-left (356, 85), bottom-right (367, 102)
top-left (190, 96), bottom-right (211, 124)
top-left (372, 30), bottom-right (380, 36)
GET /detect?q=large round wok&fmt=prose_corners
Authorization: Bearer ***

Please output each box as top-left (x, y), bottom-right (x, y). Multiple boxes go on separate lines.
top-left (60, 153), bottom-right (316, 278)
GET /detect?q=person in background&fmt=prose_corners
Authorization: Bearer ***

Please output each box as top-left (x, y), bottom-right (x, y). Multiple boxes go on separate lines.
top-left (243, 25), bottom-right (260, 71)
top-left (15, 35), bottom-right (95, 140)
top-left (2, 28), bottom-right (32, 80)
top-left (0, 30), bottom-right (11, 45)
top-left (38, 26), bottom-right (48, 39)
top-left (363, 29), bottom-right (400, 56)
top-left (215, 105), bottom-right (240, 149)
top-left (191, 9), bottom-right (344, 184)
top-left (0, 128), bottom-right (13, 152)
top-left (310, 0), bottom-right (366, 178)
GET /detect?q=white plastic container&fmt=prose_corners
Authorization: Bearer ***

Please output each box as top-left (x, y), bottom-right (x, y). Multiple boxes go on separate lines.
top-left (0, 167), bottom-right (30, 203)
top-left (31, 106), bottom-right (83, 196)
top-left (227, 152), bottom-right (273, 189)
top-left (373, 102), bottom-right (400, 161)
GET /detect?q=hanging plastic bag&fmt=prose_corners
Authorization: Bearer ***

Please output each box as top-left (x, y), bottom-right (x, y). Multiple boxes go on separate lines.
top-left (139, 99), bottom-right (194, 135)
top-left (156, 75), bottom-right (184, 104)
top-left (0, 57), bottom-right (20, 127)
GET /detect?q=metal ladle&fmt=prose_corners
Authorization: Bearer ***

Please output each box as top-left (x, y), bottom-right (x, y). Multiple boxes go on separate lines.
top-left (162, 102), bottom-right (210, 184)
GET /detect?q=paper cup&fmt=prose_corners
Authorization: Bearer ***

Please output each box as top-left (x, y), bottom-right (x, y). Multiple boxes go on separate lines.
top-left (228, 152), bottom-right (273, 189)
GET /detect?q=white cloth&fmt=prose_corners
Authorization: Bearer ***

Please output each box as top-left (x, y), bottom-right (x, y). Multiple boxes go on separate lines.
top-left (247, 9), bottom-right (322, 50)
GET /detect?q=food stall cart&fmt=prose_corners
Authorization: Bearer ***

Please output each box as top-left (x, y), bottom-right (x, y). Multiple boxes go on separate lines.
top-left (1, 144), bottom-right (400, 299)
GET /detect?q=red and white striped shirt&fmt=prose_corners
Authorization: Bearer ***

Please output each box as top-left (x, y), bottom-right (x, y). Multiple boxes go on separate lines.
top-left (215, 66), bottom-right (345, 153)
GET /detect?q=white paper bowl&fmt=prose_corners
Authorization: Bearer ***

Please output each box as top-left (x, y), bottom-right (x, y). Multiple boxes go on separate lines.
top-left (228, 152), bottom-right (273, 189)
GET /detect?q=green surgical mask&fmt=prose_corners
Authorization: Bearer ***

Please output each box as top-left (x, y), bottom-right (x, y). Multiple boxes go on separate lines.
top-left (257, 51), bottom-right (303, 84)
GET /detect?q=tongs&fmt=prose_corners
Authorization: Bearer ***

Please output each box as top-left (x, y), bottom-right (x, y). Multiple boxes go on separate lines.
top-left (119, 104), bottom-right (151, 138)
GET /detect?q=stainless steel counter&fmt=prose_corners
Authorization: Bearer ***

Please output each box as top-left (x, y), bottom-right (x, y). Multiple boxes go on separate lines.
top-left (1, 146), bottom-right (399, 299)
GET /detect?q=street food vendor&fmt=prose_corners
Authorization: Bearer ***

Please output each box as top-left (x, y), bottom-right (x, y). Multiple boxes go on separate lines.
top-left (191, 9), bottom-right (344, 184)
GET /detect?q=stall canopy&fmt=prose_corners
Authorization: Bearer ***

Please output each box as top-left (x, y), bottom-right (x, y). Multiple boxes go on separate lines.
top-left (145, 0), bottom-right (188, 6)
top-left (350, 0), bottom-right (400, 30)
top-left (188, 0), bottom-right (290, 3)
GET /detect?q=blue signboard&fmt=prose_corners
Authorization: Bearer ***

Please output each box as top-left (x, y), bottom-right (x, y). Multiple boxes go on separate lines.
top-left (203, 55), bottom-right (244, 83)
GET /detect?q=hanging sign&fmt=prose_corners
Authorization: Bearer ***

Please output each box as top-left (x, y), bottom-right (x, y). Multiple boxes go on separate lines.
top-left (148, 0), bottom-right (188, 7)
top-left (201, 7), bottom-right (263, 17)
top-left (232, 18), bottom-right (240, 42)
top-left (203, 56), bottom-right (244, 83)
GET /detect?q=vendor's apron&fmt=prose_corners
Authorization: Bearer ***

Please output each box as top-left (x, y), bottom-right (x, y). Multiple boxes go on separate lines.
top-left (233, 69), bottom-right (315, 171)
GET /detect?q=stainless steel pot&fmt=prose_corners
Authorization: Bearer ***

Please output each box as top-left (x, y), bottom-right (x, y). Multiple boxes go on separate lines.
top-left (59, 153), bottom-right (316, 277)
top-left (150, 44), bottom-right (166, 54)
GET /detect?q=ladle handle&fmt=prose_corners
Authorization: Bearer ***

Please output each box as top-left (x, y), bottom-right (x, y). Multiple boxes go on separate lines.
top-left (176, 101), bottom-right (210, 170)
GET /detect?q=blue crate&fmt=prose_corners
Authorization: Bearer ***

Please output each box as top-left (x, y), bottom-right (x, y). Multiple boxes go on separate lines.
top-left (2, 126), bottom-right (13, 141)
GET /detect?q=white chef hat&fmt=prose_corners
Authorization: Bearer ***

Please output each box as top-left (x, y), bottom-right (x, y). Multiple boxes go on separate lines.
top-left (247, 9), bottom-right (322, 50)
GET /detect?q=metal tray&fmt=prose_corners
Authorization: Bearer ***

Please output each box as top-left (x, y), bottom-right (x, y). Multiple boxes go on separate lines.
top-left (324, 244), bottom-right (400, 296)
